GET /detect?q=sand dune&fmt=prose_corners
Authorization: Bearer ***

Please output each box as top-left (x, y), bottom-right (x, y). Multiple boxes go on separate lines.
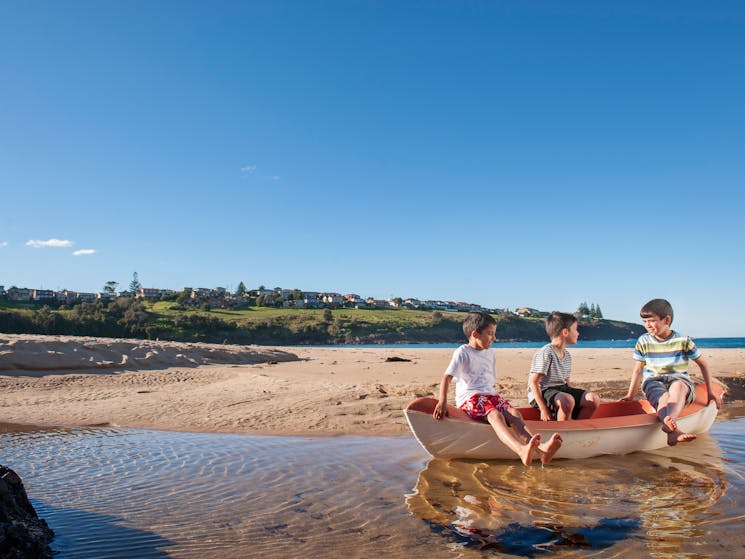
top-left (1, 334), bottom-right (743, 435)
top-left (0, 334), bottom-right (297, 374)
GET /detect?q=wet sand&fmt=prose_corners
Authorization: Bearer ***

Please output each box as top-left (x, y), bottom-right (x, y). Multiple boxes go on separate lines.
top-left (1, 334), bottom-right (744, 435)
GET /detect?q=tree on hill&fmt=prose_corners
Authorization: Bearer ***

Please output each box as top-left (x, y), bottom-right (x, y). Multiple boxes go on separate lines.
top-left (103, 281), bottom-right (118, 296)
top-left (577, 301), bottom-right (590, 317)
top-left (128, 272), bottom-right (141, 295)
top-left (177, 289), bottom-right (191, 305)
top-left (235, 281), bottom-right (247, 297)
top-left (578, 302), bottom-right (604, 320)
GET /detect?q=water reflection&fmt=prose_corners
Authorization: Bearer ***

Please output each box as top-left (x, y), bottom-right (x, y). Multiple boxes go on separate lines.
top-left (0, 427), bottom-right (440, 559)
top-left (407, 433), bottom-right (730, 557)
top-left (2, 420), bottom-right (744, 558)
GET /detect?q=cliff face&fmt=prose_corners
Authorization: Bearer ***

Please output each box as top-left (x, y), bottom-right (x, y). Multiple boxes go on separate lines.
top-left (576, 320), bottom-right (645, 341)
top-left (0, 465), bottom-right (54, 559)
top-left (0, 303), bottom-right (646, 345)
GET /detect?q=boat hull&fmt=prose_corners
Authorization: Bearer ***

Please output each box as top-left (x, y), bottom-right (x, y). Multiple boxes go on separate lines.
top-left (404, 383), bottom-right (722, 460)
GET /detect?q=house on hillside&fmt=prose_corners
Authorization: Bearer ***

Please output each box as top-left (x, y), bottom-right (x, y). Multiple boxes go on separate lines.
top-left (344, 294), bottom-right (365, 307)
top-left (98, 291), bottom-right (115, 302)
top-left (365, 298), bottom-right (389, 309)
top-left (55, 290), bottom-right (73, 303)
top-left (515, 307), bottom-right (546, 317)
top-left (137, 288), bottom-right (163, 300)
top-left (6, 287), bottom-right (32, 301)
top-left (321, 293), bottom-right (344, 307)
top-left (302, 292), bottom-right (322, 308)
top-left (31, 289), bottom-right (55, 302)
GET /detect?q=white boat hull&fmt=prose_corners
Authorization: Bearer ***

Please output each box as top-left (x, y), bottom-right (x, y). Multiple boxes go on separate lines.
top-left (404, 383), bottom-right (721, 460)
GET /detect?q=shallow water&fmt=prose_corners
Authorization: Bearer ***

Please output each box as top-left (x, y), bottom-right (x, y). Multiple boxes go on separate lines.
top-left (2, 418), bottom-right (745, 558)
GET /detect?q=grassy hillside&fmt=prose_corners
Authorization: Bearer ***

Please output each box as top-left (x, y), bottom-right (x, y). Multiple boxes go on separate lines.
top-left (0, 299), bottom-right (645, 344)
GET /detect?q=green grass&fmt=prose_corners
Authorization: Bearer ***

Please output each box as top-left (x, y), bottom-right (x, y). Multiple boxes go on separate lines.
top-left (147, 301), bottom-right (462, 326)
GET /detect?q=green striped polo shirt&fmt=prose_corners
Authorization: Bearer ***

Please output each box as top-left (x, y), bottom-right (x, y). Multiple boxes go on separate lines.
top-left (633, 331), bottom-right (701, 382)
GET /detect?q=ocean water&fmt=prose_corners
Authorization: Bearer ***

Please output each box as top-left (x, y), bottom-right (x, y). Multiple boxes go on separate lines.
top-left (319, 337), bottom-right (745, 349)
top-left (2, 415), bottom-right (745, 558)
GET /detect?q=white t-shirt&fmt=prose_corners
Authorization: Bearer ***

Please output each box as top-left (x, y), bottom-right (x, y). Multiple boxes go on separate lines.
top-left (444, 344), bottom-right (497, 407)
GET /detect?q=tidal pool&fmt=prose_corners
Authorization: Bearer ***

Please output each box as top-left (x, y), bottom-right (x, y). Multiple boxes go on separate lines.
top-left (2, 417), bottom-right (744, 558)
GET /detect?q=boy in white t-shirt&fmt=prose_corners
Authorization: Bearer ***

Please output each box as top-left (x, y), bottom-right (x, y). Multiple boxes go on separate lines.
top-left (433, 312), bottom-right (562, 466)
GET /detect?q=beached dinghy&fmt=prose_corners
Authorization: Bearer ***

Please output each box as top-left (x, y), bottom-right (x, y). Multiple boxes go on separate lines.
top-left (404, 383), bottom-right (724, 460)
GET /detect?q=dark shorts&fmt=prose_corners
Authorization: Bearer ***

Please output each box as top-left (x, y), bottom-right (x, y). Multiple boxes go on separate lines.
top-left (532, 384), bottom-right (587, 420)
top-left (642, 374), bottom-right (697, 409)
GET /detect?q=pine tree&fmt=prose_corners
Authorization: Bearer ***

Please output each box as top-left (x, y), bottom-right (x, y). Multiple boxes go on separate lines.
top-left (595, 304), bottom-right (604, 319)
top-left (128, 272), bottom-right (142, 296)
top-left (235, 281), bottom-right (247, 297)
top-left (577, 301), bottom-right (590, 317)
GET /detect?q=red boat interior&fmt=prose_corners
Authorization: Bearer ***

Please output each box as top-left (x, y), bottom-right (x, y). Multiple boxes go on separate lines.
top-left (406, 382), bottom-right (720, 426)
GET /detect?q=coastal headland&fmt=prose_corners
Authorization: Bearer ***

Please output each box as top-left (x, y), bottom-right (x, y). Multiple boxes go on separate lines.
top-left (1, 334), bottom-right (744, 436)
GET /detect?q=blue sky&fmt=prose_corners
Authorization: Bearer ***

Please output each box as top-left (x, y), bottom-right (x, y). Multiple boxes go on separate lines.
top-left (2, 1), bottom-right (744, 337)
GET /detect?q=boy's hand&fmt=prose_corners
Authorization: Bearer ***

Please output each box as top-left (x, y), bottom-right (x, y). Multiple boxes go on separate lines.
top-left (433, 401), bottom-right (447, 420)
top-left (539, 409), bottom-right (551, 421)
top-left (708, 390), bottom-right (723, 409)
top-left (619, 395), bottom-right (635, 402)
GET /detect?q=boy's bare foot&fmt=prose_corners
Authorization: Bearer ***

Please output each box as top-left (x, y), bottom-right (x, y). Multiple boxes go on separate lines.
top-left (519, 434), bottom-right (541, 466)
top-left (667, 430), bottom-right (697, 446)
top-left (661, 416), bottom-right (695, 445)
top-left (540, 433), bottom-right (563, 465)
top-left (661, 416), bottom-right (678, 433)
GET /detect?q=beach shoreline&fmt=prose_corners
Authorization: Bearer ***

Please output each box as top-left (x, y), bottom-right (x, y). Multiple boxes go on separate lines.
top-left (1, 334), bottom-right (744, 436)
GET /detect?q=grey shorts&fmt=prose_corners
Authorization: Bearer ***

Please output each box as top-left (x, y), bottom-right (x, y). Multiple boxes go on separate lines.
top-left (642, 374), bottom-right (697, 409)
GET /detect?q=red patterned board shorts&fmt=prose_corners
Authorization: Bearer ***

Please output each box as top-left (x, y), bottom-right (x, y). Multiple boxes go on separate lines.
top-left (459, 393), bottom-right (512, 420)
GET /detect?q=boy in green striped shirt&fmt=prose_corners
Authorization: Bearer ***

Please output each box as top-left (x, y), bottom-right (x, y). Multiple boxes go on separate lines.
top-left (622, 298), bottom-right (722, 445)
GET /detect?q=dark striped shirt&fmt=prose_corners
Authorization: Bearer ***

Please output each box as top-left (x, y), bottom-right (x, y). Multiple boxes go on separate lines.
top-left (527, 343), bottom-right (572, 404)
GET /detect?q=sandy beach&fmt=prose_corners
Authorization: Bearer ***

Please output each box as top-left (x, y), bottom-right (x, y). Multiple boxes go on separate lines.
top-left (1, 333), bottom-right (744, 435)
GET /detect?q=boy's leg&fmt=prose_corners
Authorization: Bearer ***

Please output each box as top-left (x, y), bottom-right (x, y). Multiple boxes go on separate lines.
top-left (504, 408), bottom-right (562, 465)
top-left (576, 391), bottom-right (601, 420)
top-left (552, 392), bottom-right (575, 421)
top-left (486, 410), bottom-right (539, 466)
top-left (658, 382), bottom-right (696, 445)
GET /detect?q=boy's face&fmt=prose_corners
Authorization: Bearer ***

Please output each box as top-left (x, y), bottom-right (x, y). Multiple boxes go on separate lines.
top-left (642, 313), bottom-right (673, 339)
top-left (470, 324), bottom-right (497, 350)
top-left (564, 322), bottom-right (579, 345)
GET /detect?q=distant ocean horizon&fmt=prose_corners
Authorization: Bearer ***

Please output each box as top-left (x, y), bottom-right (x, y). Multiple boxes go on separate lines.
top-left (312, 337), bottom-right (745, 349)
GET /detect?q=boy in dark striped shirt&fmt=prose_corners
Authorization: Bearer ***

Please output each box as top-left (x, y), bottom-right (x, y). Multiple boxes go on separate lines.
top-left (528, 312), bottom-right (601, 421)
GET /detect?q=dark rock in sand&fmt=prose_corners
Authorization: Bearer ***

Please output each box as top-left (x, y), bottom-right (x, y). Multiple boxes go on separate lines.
top-left (0, 465), bottom-right (54, 559)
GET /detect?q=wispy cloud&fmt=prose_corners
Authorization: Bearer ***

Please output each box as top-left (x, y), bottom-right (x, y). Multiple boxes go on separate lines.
top-left (0, 241), bottom-right (7, 248)
top-left (26, 238), bottom-right (74, 248)
top-left (73, 249), bottom-right (96, 256)
top-left (268, 175), bottom-right (280, 182)
top-left (241, 164), bottom-right (257, 174)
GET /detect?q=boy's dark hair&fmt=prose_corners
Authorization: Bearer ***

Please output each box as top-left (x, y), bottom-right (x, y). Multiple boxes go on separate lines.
top-left (640, 298), bottom-right (674, 322)
top-left (545, 311), bottom-right (578, 339)
top-left (462, 311), bottom-right (496, 338)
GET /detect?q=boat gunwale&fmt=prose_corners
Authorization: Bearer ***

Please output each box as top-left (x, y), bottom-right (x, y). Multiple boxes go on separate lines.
top-left (405, 382), bottom-right (721, 433)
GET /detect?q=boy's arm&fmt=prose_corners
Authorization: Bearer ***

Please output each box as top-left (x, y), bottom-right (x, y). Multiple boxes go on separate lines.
top-left (694, 355), bottom-right (722, 409)
top-left (621, 361), bottom-right (644, 401)
top-left (433, 374), bottom-right (452, 420)
top-left (529, 374), bottom-right (551, 421)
